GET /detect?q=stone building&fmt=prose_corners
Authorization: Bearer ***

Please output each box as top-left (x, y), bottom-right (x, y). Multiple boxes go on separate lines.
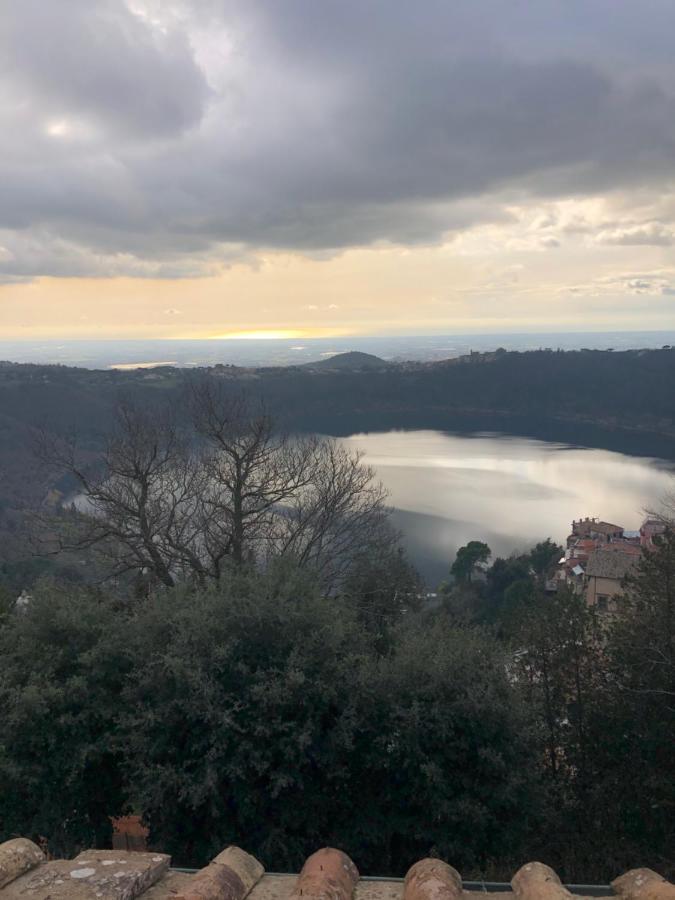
top-left (584, 548), bottom-right (638, 612)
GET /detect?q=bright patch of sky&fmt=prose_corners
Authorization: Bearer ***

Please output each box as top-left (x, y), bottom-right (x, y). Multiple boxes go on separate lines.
top-left (1, 0), bottom-right (674, 337)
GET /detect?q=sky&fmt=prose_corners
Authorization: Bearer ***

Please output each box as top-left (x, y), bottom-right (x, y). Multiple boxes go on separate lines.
top-left (1, 0), bottom-right (675, 340)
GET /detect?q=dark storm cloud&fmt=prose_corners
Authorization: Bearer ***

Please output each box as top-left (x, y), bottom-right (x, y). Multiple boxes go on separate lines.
top-left (0, 0), bottom-right (210, 138)
top-left (2, 0), bottom-right (675, 278)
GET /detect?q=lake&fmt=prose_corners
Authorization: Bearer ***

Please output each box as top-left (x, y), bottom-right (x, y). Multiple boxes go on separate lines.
top-left (339, 430), bottom-right (675, 586)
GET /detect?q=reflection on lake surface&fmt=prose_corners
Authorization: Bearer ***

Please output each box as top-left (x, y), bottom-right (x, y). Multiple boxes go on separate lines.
top-left (339, 430), bottom-right (675, 586)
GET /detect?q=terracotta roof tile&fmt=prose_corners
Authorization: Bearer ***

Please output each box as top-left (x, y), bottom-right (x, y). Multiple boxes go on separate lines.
top-left (1, 839), bottom-right (673, 900)
top-left (585, 548), bottom-right (638, 580)
top-left (174, 846), bottom-right (263, 900)
top-left (589, 522), bottom-right (624, 534)
top-left (612, 869), bottom-right (675, 900)
top-left (0, 839), bottom-right (45, 890)
top-left (290, 849), bottom-right (359, 900)
top-left (404, 859), bottom-right (462, 900)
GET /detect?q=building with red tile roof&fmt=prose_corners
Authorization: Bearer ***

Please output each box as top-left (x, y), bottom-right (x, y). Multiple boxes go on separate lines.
top-left (557, 516), bottom-right (658, 612)
top-left (570, 518), bottom-right (625, 544)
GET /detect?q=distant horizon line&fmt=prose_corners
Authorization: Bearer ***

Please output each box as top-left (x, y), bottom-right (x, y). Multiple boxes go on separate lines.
top-left (2, 328), bottom-right (675, 344)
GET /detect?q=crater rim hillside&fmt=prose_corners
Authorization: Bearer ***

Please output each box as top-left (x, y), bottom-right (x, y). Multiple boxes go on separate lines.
top-left (1, 344), bottom-right (675, 516)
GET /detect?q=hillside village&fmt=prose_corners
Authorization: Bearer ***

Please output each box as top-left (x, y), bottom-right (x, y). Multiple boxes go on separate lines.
top-left (554, 516), bottom-right (666, 611)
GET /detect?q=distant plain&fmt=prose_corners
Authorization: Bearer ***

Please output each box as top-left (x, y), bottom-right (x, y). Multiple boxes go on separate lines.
top-left (2, 330), bottom-right (675, 369)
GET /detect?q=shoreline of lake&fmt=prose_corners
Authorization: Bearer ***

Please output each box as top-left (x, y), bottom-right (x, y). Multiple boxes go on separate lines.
top-left (338, 429), bottom-right (675, 585)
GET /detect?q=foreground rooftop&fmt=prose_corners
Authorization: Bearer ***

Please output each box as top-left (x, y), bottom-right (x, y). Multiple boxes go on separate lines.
top-left (0, 840), bottom-right (673, 900)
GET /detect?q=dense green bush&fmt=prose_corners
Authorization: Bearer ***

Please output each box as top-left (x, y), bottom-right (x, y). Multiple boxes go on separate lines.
top-left (338, 618), bottom-right (542, 874)
top-left (0, 564), bottom-right (541, 872)
top-left (121, 579), bottom-right (540, 871)
top-left (589, 531), bottom-right (675, 872)
top-left (1, 537), bottom-right (673, 878)
top-left (0, 583), bottom-right (130, 855)
top-left (120, 563), bottom-right (369, 868)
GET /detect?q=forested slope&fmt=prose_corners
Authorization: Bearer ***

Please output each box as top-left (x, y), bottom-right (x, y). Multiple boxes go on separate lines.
top-left (1, 345), bottom-right (674, 515)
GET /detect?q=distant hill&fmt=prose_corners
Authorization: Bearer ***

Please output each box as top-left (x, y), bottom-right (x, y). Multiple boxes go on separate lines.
top-left (301, 351), bottom-right (388, 370)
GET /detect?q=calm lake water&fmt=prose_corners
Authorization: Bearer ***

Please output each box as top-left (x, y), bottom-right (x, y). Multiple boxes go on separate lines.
top-left (339, 430), bottom-right (675, 586)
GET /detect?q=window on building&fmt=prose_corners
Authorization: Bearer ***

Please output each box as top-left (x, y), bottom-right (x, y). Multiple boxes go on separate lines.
top-left (597, 595), bottom-right (609, 612)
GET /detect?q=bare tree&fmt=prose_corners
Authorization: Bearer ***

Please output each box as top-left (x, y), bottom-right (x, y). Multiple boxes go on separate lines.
top-left (272, 438), bottom-right (391, 586)
top-left (36, 398), bottom-right (208, 587)
top-left (188, 380), bottom-right (319, 567)
top-left (37, 380), bottom-right (397, 591)
top-left (651, 482), bottom-right (675, 526)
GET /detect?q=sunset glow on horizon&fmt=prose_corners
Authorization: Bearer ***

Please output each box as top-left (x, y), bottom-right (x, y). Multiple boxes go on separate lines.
top-left (0, 1), bottom-right (674, 339)
top-left (210, 330), bottom-right (313, 341)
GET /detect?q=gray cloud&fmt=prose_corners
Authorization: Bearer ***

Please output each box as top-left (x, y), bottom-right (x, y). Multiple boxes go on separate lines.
top-left (2, 0), bottom-right (675, 278)
top-left (0, 228), bottom-right (225, 283)
top-left (595, 222), bottom-right (674, 246)
top-left (0, 0), bottom-right (210, 138)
